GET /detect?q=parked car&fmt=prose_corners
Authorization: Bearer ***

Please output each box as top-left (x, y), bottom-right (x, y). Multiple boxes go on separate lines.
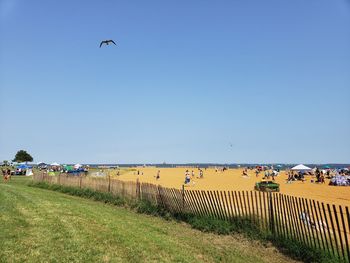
top-left (254, 181), bottom-right (280, 192)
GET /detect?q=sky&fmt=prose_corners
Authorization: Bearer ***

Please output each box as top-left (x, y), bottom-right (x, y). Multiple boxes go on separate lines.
top-left (0, 0), bottom-right (349, 164)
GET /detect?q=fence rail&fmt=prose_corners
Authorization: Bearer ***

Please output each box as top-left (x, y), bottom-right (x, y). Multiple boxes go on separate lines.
top-left (33, 173), bottom-right (350, 262)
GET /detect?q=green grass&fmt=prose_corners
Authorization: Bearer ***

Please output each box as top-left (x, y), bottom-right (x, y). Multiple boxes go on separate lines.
top-left (28, 181), bottom-right (336, 263)
top-left (0, 177), bottom-right (298, 263)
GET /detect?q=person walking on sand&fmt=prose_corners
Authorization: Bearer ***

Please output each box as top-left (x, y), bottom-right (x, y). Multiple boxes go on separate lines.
top-left (199, 169), bottom-right (204, 179)
top-left (185, 173), bottom-right (191, 184)
top-left (156, 170), bottom-right (160, 180)
top-left (271, 170), bottom-right (276, 181)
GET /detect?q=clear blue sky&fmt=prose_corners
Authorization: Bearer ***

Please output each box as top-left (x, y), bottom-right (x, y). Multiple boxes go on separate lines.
top-left (1, 0), bottom-right (349, 164)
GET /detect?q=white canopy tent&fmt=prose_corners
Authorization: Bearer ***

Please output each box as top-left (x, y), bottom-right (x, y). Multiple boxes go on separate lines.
top-left (50, 162), bottom-right (60, 166)
top-left (291, 164), bottom-right (312, 171)
top-left (74, 164), bottom-right (82, 169)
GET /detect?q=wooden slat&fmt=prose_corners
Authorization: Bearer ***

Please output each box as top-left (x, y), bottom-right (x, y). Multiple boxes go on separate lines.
top-left (189, 190), bottom-right (201, 216)
top-left (313, 200), bottom-right (326, 252)
top-left (258, 191), bottom-right (264, 231)
top-left (172, 188), bottom-right (183, 213)
top-left (297, 197), bottom-right (310, 248)
top-left (159, 187), bottom-right (168, 211)
top-left (215, 191), bottom-right (226, 220)
top-left (345, 207), bottom-right (350, 263)
top-left (300, 197), bottom-right (313, 248)
top-left (203, 191), bottom-right (216, 219)
top-left (281, 195), bottom-right (291, 240)
top-left (304, 198), bottom-right (317, 249)
top-left (165, 187), bottom-right (175, 212)
top-left (322, 202), bottom-right (336, 257)
top-left (327, 203), bottom-right (338, 258)
top-left (317, 200), bottom-right (331, 254)
top-left (333, 205), bottom-right (345, 261)
top-left (194, 190), bottom-right (206, 217)
top-left (209, 191), bottom-right (222, 220)
top-left (277, 194), bottom-right (285, 239)
top-left (262, 192), bottom-right (268, 232)
top-left (233, 191), bottom-right (241, 218)
top-left (241, 191), bottom-right (248, 219)
top-left (220, 191), bottom-right (229, 220)
top-left (198, 190), bottom-right (210, 217)
top-left (289, 196), bottom-right (303, 245)
top-left (238, 191), bottom-right (245, 218)
top-left (227, 191), bottom-right (235, 219)
top-left (340, 206), bottom-right (349, 263)
top-left (274, 193), bottom-right (282, 238)
top-left (183, 190), bottom-right (192, 214)
top-left (309, 199), bottom-right (321, 250)
top-left (254, 191), bottom-right (260, 227)
top-left (246, 191), bottom-right (252, 223)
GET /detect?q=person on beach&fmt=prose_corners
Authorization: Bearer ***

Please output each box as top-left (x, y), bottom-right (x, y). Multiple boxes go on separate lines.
top-left (184, 173), bottom-right (191, 184)
top-left (271, 170), bottom-right (276, 181)
top-left (199, 169), bottom-right (204, 179)
top-left (255, 169), bottom-right (259, 177)
top-left (156, 170), bottom-right (160, 180)
top-left (320, 173), bottom-right (325, 184)
top-left (264, 170), bottom-right (270, 179)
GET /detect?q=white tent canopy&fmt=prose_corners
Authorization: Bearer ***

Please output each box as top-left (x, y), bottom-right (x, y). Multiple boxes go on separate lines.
top-left (50, 162), bottom-right (60, 166)
top-left (74, 164), bottom-right (82, 169)
top-left (291, 164), bottom-right (311, 170)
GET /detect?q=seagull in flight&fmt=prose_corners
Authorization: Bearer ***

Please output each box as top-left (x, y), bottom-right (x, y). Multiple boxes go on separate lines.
top-left (100, 40), bottom-right (116, 48)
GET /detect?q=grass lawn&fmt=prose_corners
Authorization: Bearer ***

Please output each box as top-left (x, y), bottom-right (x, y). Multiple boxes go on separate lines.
top-left (0, 177), bottom-right (298, 263)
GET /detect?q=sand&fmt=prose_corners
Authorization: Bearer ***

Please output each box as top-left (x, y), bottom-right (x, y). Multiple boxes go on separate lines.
top-left (106, 167), bottom-right (350, 207)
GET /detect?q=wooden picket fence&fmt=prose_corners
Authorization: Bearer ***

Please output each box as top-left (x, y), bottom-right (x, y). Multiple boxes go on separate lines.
top-left (33, 173), bottom-right (350, 262)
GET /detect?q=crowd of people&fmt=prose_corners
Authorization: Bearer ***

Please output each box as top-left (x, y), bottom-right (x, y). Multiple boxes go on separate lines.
top-left (184, 168), bottom-right (204, 185)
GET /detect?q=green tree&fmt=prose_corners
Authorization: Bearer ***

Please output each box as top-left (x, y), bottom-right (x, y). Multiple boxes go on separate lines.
top-left (13, 150), bottom-right (33, 163)
top-left (2, 160), bottom-right (9, 166)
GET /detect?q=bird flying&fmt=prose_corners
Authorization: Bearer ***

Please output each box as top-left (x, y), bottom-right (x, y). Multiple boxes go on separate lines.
top-left (100, 40), bottom-right (116, 48)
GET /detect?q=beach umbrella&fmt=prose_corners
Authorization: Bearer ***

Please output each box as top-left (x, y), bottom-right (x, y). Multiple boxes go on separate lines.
top-left (291, 164), bottom-right (311, 171)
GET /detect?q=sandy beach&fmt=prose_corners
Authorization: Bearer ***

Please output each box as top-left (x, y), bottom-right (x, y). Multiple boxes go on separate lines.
top-left (106, 167), bottom-right (350, 207)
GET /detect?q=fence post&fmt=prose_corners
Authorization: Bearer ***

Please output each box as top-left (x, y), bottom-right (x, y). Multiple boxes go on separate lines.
top-left (136, 178), bottom-right (140, 200)
top-left (157, 185), bottom-right (163, 208)
top-left (108, 173), bottom-right (111, 192)
top-left (269, 192), bottom-right (275, 235)
top-left (58, 173), bottom-right (60, 185)
top-left (79, 174), bottom-right (82, 189)
top-left (182, 184), bottom-right (185, 210)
